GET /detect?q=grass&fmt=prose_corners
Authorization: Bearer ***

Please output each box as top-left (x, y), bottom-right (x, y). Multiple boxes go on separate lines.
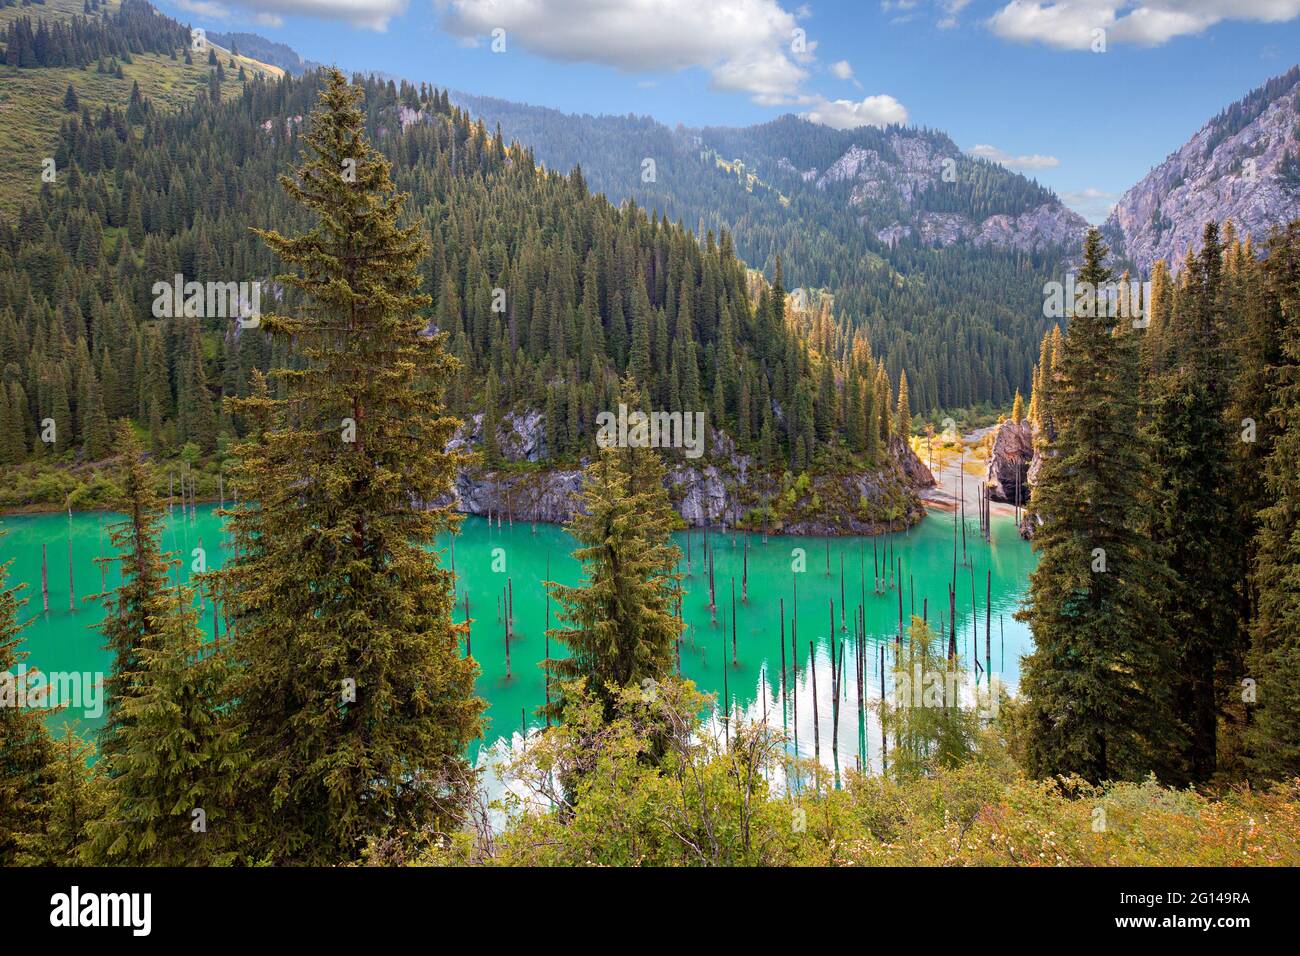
top-left (0, 0), bottom-right (281, 216)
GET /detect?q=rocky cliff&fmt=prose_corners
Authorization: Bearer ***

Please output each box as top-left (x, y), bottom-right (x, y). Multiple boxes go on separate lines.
top-left (985, 419), bottom-right (1034, 505)
top-left (442, 410), bottom-right (936, 536)
top-left (802, 131), bottom-right (1087, 254)
top-left (1104, 66), bottom-right (1300, 273)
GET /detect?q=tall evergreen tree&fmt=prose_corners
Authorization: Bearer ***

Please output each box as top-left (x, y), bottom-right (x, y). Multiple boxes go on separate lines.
top-left (14, 727), bottom-right (102, 866)
top-left (87, 427), bottom-right (244, 864)
top-left (0, 541), bottom-right (53, 865)
top-left (543, 377), bottom-right (683, 722)
top-left (1147, 223), bottom-right (1240, 782)
top-left (86, 586), bottom-right (243, 865)
top-left (215, 69), bottom-right (483, 863)
top-left (1016, 229), bottom-right (1179, 783)
top-left (1244, 220), bottom-right (1300, 782)
top-left (95, 423), bottom-right (171, 768)
top-left (895, 369), bottom-right (911, 437)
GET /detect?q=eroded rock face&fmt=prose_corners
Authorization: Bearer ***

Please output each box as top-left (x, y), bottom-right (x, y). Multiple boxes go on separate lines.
top-left (449, 468), bottom-right (583, 525)
top-left (449, 410), bottom-right (547, 463)
top-left (972, 204), bottom-right (1088, 253)
top-left (1104, 67), bottom-right (1300, 273)
top-left (443, 409), bottom-right (935, 535)
top-left (985, 420), bottom-right (1033, 505)
top-left (800, 130), bottom-right (1087, 254)
top-left (892, 434), bottom-right (936, 489)
top-left (1026, 443), bottom-right (1044, 489)
top-left (875, 204), bottom-right (1087, 252)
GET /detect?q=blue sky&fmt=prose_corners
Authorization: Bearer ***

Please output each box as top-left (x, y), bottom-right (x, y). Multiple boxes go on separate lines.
top-left (159, 1), bottom-right (1300, 222)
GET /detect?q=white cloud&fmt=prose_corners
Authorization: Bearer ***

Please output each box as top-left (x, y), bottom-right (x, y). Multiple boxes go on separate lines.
top-left (714, 48), bottom-right (812, 104)
top-left (883, 0), bottom-right (969, 27)
top-left (182, 1), bottom-right (407, 31)
top-left (830, 59), bottom-right (855, 79)
top-left (1061, 186), bottom-right (1120, 222)
top-left (172, 1), bottom-right (284, 30)
top-left (968, 143), bottom-right (1061, 170)
top-left (437, 0), bottom-right (815, 103)
top-left (988, 1), bottom-right (1300, 50)
top-left (937, 0), bottom-right (971, 28)
top-left (802, 93), bottom-right (909, 129)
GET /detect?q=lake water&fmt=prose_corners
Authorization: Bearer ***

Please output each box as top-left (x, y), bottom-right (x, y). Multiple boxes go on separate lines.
top-left (0, 504), bottom-right (1035, 775)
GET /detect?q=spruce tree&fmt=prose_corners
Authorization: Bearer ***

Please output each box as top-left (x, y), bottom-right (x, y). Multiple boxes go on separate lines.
top-left (0, 389), bottom-right (16, 465)
top-left (482, 365), bottom-right (501, 465)
top-left (0, 542), bottom-right (53, 865)
top-left (15, 727), bottom-right (102, 866)
top-left (895, 369), bottom-right (911, 437)
top-left (1223, 229), bottom-right (1285, 765)
top-left (95, 423), bottom-right (172, 768)
top-left (86, 586), bottom-right (243, 865)
top-left (1244, 220), bottom-right (1300, 782)
top-left (216, 69), bottom-right (483, 863)
top-left (1147, 223), bottom-right (1239, 782)
top-left (87, 425), bottom-right (244, 864)
top-left (1016, 229), bottom-right (1179, 783)
top-left (543, 376), bottom-right (683, 722)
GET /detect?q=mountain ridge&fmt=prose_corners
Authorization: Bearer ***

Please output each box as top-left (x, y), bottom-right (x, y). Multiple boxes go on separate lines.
top-left (1104, 64), bottom-right (1300, 272)
top-left (150, 24), bottom-right (1300, 279)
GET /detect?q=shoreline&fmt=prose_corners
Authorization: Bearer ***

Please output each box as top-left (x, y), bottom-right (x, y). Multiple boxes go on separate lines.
top-left (1, 498), bottom-right (1001, 536)
top-left (916, 426), bottom-right (1022, 519)
top-left (3, 430), bottom-right (1000, 534)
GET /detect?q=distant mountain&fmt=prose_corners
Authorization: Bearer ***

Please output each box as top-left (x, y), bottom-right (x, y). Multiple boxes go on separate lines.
top-left (1105, 65), bottom-right (1300, 272)
top-left (206, 30), bottom-right (319, 75)
top-left (452, 94), bottom-right (1085, 261)
top-left (703, 116), bottom-right (1088, 253)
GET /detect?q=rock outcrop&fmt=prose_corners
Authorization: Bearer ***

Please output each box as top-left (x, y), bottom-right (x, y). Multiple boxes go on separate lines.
top-left (800, 130), bottom-right (1087, 254)
top-left (449, 468), bottom-right (583, 525)
top-left (892, 434), bottom-right (936, 489)
top-left (985, 420), bottom-right (1034, 505)
top-left (448, 410), bottom-right (547, 463)
top-left (1104, 65), bottom-right (1300, 274)
top-left (443, 409), bottom-right (936, 536)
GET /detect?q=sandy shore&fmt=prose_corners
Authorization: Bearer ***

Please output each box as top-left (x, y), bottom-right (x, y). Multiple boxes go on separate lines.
top-left (916, 426), bottom-right (1020, 518)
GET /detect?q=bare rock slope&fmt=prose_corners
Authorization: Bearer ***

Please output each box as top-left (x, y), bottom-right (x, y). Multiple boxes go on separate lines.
top-left (1105, 66), bottom-right (1300, 272)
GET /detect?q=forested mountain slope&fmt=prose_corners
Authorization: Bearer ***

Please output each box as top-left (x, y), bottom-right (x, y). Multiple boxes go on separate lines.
top-left (206, 29), bottom-right (319, 76)
top-left (454, 91), bottom-right (1079, 412)
top-left (0, 0), bottom-right (281, 215)
top-left (0, 6), bottom-right (930, 526)
top-left (26, 6), bottom-right (1079, 418)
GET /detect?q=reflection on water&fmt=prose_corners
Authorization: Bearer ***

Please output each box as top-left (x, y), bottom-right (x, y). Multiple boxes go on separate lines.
top-left (0, 504), bottom-right (1035, 776)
